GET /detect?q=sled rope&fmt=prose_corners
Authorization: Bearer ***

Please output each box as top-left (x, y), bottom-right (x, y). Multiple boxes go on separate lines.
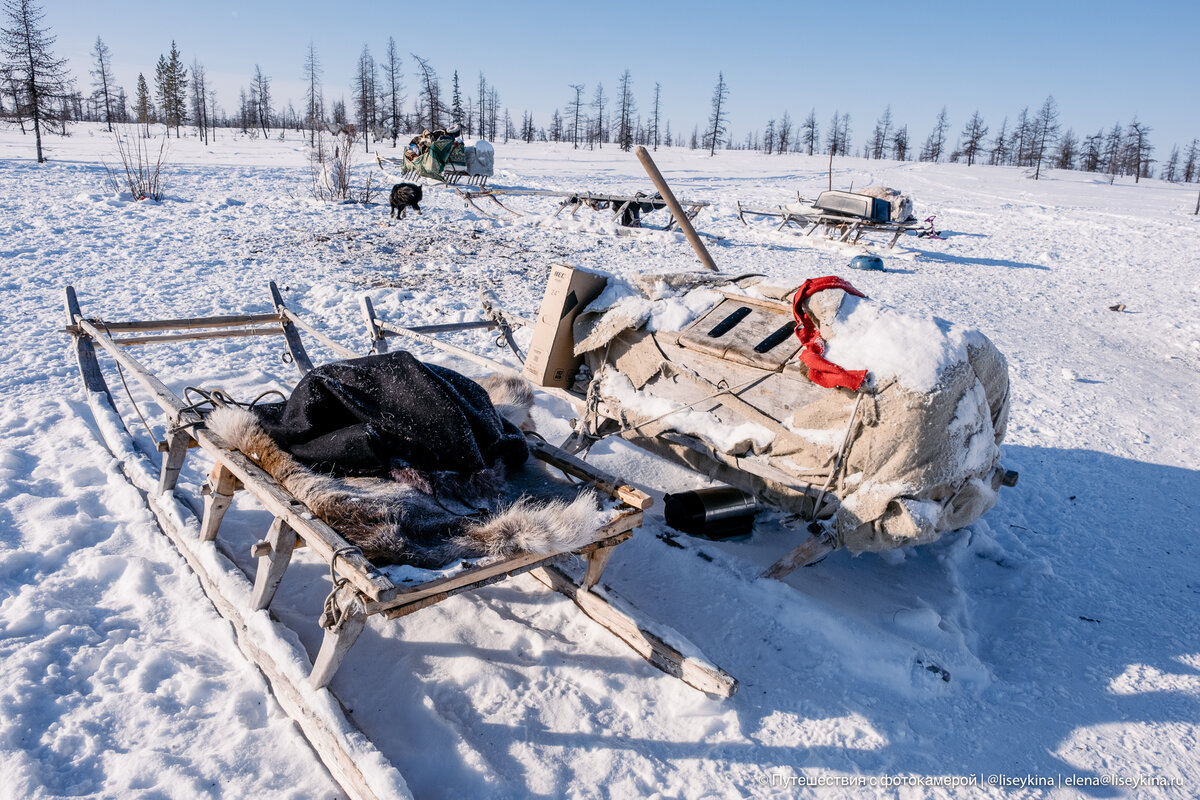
top-left (810, 391), bottom-right (865, 523)
top-left (598, 369), bottom-right (767, 441)
top-left (174, 387), bottom-right (287, 434)
top-left (320, 545), bottom-right (364, 632)
top-left (101, 321), bottom-right (161, 449)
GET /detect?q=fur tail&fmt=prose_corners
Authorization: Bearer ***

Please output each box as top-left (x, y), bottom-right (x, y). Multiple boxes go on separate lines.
top-left (455, 492), bottom-right (602, 557)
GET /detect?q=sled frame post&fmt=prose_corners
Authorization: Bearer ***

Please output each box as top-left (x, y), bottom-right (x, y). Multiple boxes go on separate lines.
top-left (251, 517), bottom-right (299, 611)
top-left (310, 583), bottom-right (368, 689)
top-left (157, 428), bottom-right (192, 495)
top-left (269, 280), bottom-right (315, 374)
top-left (581, 544), bottom-right (618, 590)
top-left (360, 296), bottom-right (389, 354)
top-left (200, 461), bottom-right (241, 542)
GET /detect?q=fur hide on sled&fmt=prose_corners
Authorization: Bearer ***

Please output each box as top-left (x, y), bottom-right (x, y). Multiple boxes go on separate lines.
top-left (206, 353), bottom-right (600, 567)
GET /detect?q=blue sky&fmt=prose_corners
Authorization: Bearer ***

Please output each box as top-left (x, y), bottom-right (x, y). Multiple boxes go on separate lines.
top-left (44, 0), bottom-right (1200, 156)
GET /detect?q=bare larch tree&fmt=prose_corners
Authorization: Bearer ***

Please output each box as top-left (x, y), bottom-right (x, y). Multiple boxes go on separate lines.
top-left (1, 0), bottom-right (71, 161)
top-left (705, 72), bottom-right (728, 156)
top-left (89, 35), bottom-right (114, 132)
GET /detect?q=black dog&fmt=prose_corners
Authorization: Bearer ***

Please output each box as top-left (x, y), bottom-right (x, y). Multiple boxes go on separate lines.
top-left (389, 183), bottom-right (423, 219)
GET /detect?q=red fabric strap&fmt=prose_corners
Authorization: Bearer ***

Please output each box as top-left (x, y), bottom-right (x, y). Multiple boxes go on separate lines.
top-left (792, 276), bottom-right (868, 391)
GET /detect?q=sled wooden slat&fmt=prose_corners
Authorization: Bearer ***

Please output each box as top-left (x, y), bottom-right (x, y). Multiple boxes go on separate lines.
top-left (526, 438), bottom-right (653, 511)
top-left (269, 281), bottom-right (315, 374)
top-left (276, 307), bottom-right (360, 361)
top-left (530, 564), bottom-right (738, 698)
top-left (376, 318), bottom-right (515, 373)
top-left (80, 311), bottom-right (283, 333)
top-left (367, 514), bottom-right (639, 616)
top-left (112, 327), bottom-right (289, 346)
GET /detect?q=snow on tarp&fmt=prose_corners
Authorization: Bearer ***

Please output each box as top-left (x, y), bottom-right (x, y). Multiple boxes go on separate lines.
top-left (575, 275), bottom-right (1010, 551)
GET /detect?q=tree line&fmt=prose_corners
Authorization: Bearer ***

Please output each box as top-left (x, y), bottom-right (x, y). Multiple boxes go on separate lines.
top-left (3, 0), bottom-right (1197, 186)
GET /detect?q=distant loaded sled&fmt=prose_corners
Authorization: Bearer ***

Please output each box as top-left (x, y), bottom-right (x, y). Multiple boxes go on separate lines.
top-left (738, 187), bottom-right (928, 248)
top-left (377, 124), bottom-right (494, 185)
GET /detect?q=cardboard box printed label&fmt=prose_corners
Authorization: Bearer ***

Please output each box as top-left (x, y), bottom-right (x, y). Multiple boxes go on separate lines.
top-left (522, 265), bottom-right (607, 388)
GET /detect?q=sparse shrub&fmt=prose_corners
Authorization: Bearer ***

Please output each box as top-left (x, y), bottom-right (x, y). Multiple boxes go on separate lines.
top-left (103, 126), bottom-right (167, 201)
top-left (308, 125), bottom-right (376, 203)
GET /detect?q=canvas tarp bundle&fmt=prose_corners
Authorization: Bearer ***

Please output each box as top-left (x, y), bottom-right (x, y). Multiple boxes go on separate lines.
top-left (572, 276), bottom-right (1010, 552)
top-left (464, 140), bottom-right (495, 177)
top-left (403, 138), bottom-right (457, 181)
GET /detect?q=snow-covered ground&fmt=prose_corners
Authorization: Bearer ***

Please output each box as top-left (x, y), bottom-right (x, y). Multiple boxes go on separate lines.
top-left (1, 124), bottom-right (1197, 799)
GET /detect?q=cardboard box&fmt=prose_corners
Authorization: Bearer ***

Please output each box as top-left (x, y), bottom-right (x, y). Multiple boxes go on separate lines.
top-left (522, 264), bottom-right (608, 388)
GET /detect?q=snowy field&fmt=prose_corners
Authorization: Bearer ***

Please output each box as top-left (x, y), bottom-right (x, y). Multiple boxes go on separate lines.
top-left (1, 123), bottom-right (1197, 799)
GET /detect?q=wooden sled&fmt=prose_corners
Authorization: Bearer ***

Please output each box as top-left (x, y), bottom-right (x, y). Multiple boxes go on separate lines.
top-left (65, 283), bottom-right (737, 797)
top-left (737, 194), bottom-right (922, 249)
top-left (376, 142), bottom-right (491, 187)
top-left (454, 185), bottom-right (710, 233)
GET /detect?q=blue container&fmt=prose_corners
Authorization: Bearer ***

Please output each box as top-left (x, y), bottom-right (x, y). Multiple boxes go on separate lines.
top-left (849, 254), bottom-right (885, 271)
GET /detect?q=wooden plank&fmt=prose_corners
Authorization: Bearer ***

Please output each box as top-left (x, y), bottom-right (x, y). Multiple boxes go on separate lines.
top-left (761, 535), bottom-right (835, 580)
top-left (310, 583), bottom-right (368, 689)
top-left (526, 438), bottom-right (653, 510)
top-left (269, 281), bottom-right (315, 374)
top-left (376, 319), bottom-right (516, 373)
top-left (408, 319), bottom-right (500, 334)
top-left (112, 327), bottom-right (286, 347)
top-left (75, 312), bottom-right (282, 333)
top-left (381, 553), bottom-right (581, 621)
top-left (635, 146), bottom-right (718, 272)
top-left (157, 429), bottom-right (192, 495)
top-left (199, 462), bottom-right (240, 541)
top-left (366, 517), bottom-right (638, 615)
top-left (66, 287), bottom-right (117, 408)
top-left (581, 544), bottom-right (617, 590)
top-left (715, 291), bottom-right (792, 313)
top-left (359, 296), bottom-right (388, 354)
top-left (529, 564), bottom-right (738, 698)
top-left (279, 308), bottom-right (360, 360)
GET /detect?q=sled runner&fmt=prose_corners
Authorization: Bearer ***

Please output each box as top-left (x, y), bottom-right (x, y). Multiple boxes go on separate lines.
top-left (65, 283), bottom-right (737, 799)
top-left (737, 189), bottom-right (924, 248)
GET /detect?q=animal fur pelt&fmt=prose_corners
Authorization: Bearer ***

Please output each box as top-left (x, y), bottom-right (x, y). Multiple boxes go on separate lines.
top-left (249, 351), bottom-right (530, 500)
top-left (205, 368), bottom-right (602, 567)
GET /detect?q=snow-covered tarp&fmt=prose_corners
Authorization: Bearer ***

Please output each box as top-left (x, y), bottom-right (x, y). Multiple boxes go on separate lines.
top-left (573, 275), bottom-right (1010, 551)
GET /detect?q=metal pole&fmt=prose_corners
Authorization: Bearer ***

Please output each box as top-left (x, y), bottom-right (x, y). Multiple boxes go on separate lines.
top-left (635, 146), bottom-right (719, 272)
